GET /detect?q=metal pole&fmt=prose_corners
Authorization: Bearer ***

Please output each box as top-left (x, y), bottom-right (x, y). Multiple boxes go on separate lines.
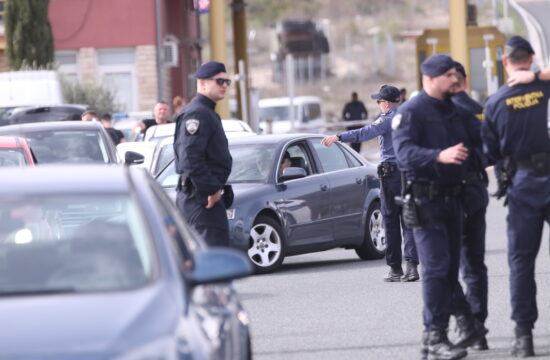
top-left (209, 0), bottom-right (230, 118)
top-left (238, 60), bottom-right (249, 125)
top-left (285, 54), bottom-right (295, 131)
top-left (450, 0), bottom-right (469, 78)
top-left (231, 0), bottom-right (250, 122)
top-left (154, 0), bottom-right (164, 101)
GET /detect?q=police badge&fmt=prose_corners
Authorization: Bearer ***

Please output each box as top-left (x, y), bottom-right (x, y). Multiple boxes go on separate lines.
top-left (391, 113), bottom-right (402, 130)
top-left (185, 119), bottom-right (200, 135)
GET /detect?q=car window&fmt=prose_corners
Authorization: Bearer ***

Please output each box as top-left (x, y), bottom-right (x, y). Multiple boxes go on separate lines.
top-left (279, 142), bottom-right (311, 178)
top-left (157, 159), bottom-right (178, 187)
top-left (21, 130), bottom-right (110, 164)
top-left (228, 143), bottom-right (277, 183)
top-left (0, 148), bottom-right (28, 167)
top-left (339, 144), bottom-right (363, 168)
top-left (307, 103), bottom-right (321, 120)
top-left (10, 107), bottom-right (83, 124)
top-left (0, 194), bottom-right (155, 295)
top-left (311, 140), bottom-right (350, 172)
top-left (154, 144), bottom-right (175, 175)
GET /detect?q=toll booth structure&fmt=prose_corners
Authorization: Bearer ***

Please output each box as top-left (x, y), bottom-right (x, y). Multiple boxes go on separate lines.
top-left (416, 26), bottom-right (506, 104)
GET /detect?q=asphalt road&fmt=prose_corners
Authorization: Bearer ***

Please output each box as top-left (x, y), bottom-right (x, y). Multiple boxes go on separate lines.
top-left (235, 160), bottom-right (550, 359)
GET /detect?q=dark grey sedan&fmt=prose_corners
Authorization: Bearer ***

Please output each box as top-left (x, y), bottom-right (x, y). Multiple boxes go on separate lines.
top-left (157, 134), bottom-right (386, 273)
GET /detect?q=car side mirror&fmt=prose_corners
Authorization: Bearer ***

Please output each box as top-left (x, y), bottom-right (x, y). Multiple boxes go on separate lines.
top-left (280, 167), bottom-right (307, 181)
top-left (190, 247), bottom-right (252, 285)
top-left (124, 151), bottom-right (145, 165)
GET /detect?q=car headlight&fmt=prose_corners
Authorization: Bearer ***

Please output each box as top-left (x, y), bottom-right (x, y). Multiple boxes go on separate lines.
top-left (226, 209), bottom-right (235, 220)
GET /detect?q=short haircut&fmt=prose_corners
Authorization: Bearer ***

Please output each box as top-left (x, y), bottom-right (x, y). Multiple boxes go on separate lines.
top-left (505, 47), bottom-right (532, 65)
top-left (282, 151), bottom-right (291, 161)
top-left (82, 110), bottom-right (98, 118)
top-left (172, 96), bottom-right (184, 107)
top-left (101, 113), bottom-right (112, 121)
top-left (351, 92), bottom-right (358, 98)
top-left (156, 100), bottom-right (169, 106)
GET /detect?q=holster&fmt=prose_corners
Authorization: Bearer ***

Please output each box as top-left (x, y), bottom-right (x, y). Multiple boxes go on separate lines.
top-left (394, 179), bottom-right (429, 228)
top-left (222, 185), bottom-right (234, 208)
top-left (377, 162), bottom-right (397, 179)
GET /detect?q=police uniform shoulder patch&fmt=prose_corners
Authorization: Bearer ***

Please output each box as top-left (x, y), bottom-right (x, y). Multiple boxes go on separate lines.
top-left (391, 113), bottom-right (403, 130)
top-left (374, 115), bottom-right (383, 125)
top-left (185, 119), bottom-right (200, 135)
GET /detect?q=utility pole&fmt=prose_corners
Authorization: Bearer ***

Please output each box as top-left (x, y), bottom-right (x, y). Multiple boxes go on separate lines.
top-left (449, 0), bottom-right (470, 84)
top-left (231, 0), bottom-right (250, 123)
top-left (209, 0), bottom-right (230, 118)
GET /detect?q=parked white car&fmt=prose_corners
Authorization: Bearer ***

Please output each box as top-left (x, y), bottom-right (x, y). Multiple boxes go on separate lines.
top-left (258, 96), bottom-right (324, 134)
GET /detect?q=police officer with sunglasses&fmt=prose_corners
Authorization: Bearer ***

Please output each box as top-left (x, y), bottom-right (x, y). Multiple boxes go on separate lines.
top-left (173, 61), bottom-right (233, 247)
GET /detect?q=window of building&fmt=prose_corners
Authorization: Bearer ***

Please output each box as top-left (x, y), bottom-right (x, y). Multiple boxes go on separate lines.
top-left (55, 51), bottom-right (79, 84)
top-left (97, 48), bottom-right (137, 113)
top-left (0, 0), bottom-right (6, 35)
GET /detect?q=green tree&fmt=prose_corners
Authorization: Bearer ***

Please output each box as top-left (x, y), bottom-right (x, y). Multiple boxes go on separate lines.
top-left (5, 0), bottom-right (54, 70)
top-left (60, 78), bottom-right (121, 117)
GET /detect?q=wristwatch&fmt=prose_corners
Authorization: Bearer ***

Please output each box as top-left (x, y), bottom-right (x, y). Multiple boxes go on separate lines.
top-left (534, 70), bottom-right (541, 82)
top-left (336, 134), bottom-right (342, 141)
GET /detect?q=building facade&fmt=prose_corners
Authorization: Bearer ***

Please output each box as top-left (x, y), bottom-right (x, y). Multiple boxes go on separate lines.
top-left (49, 0), bottom-right (201, 113)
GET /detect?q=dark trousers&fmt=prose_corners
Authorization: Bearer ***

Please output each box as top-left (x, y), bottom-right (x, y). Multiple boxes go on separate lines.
top-left (452, 181), bottom-right (489, 322)
top-left (176, 191), bottom-right (230, 247)
top-left (379, 169), bottom-right (417, 267)
top-left (346, 125), bottom-right (362, 153)
top-left (414, 197), bottom-right (463, 331)
top-left (506, 170), bottom-right (550, 329)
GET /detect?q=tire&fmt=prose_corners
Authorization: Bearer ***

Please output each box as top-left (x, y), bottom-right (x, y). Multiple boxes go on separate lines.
top-left (355, 200), bottom-right (386, 260)
top-left (248, 215), bottom-right (286, 273)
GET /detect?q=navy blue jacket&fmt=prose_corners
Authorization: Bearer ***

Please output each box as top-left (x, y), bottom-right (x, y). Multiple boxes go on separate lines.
top-left (342, 100), bottom-right (368, 121)
top-left (340, 106), bottom-right (398, 163)
top-left (392, 90), bottom-right (482, 185)
top-left (173, 94), bottom-right (233, 197)
top-left (482, 79), bottom-right (550, 165)
top-left (452, 91), bottom-right (483, 119)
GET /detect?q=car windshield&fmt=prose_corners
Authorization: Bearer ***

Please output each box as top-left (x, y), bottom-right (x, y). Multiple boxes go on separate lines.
top-left (259, 105), bottom-right (297, 122)
top-left (0, 148), bottom-right (28, 167)
top-left (155, 143), bottom-right (175, 175)
top-left (0, 195), bottom-right (155, 295)
top-left (23, 130), bottom-right (110, 164)
top-left (228, 144), bottom-right (277, 183)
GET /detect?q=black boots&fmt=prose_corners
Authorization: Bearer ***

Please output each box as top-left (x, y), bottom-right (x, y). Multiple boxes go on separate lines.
top-left (425, 329), bottom-right (467, 360)
top-left (383, 266), bottom-right (404, 282)
top-left (454, 314), bottom-right (489, 349)
top-left (511, 326), bottom-right (534, 357)
top-left (402, 261), bottom-right (420, 282)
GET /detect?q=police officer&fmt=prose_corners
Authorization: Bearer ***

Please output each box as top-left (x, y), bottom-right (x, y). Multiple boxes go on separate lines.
top-left (481, 36), bottom-right (550, 357)
top-left (392, 54), bottom-right (486, 360)
top-left (450, 61), bottom-right (490, 351)
top-left (322, 85), bottom-right (419, 283)
top-left (173, 61), bottom-right (233, 247)
top-left (342, 91), bottom-right (368, 153)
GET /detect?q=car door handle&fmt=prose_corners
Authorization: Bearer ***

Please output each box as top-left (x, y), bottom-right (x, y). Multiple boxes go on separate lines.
top-left (355, 178), bottom-right (363, 184)
top-left (320, 184), bottom-right (329, 191)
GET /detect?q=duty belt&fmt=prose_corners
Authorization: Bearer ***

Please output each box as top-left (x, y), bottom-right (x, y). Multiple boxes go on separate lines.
top-left (411, 183), bottom-right (462, 200)
top-left (377, 162), bottom-right (397, 178)
top-left (516, 152), bottom-right (550, 176)
top-left (464, 171), bottom-right (485, 182)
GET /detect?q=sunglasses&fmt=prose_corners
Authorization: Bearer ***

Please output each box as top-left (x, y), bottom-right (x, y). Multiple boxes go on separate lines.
top-left (207, 78), bottom-right (232, 86)
top-left (376, 99), bottom-right (388, 104)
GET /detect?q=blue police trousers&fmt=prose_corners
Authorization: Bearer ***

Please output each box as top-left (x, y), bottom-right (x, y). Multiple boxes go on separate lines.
top-left (414, 196), bottom-right (463, 331)
top-left (452, 181), bottom-right (489, 322)
top-left (507, 170), bottom-right (550, 329)
top-left (379, 170), bottom-right (418, 268)
top-left (176, 190), bottom-right (230, 247)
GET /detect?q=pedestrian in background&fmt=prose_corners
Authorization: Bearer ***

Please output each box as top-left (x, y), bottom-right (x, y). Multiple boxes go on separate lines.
top-left (342, 91), bottom-right (368, 153)
top-left (173, 61), bottom-right (233, 247)
top-left (449, 60), bottom-right (490, 351)
top-left (399, 88), bottom-right (407, 104)
top-left (100, 113), bottom-right (126, 145)
top-left (392, 54), bottom-right (486, 360)
top-left (322, 84), bottom-right (419, 282)
top-left (81, 110), bottom-right (99, 122)
top-left (134, 101), bottom-right (171, 134)
top-left (481, 35), bottom-right (550, 358)
top-left (172, 95), bottom-right (186, 121)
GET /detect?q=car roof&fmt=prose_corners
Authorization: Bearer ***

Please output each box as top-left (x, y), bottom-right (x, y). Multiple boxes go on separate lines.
top-left (0, 120), bottom-right (103, 133)
top-left (0, 165), bottom-right (140, 196)
top-left (258, 96), bottom-right (322, 107)
top-left (228, 133), bottom-right (321, 145)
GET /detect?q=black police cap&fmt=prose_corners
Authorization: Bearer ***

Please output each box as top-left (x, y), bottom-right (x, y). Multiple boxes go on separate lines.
top-left (454, 61), bottom-right (466, 78)
top-left (371, 85), bottom-right (401, 103)
top-left (194, 61), bottom-right (227, 79)
top-left (506, 35), bottom-right (534, 55)
top-left (420, 54), bottom-right (455, 77)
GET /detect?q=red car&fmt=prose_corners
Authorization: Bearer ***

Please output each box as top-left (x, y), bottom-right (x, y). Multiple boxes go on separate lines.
top-left (0, 136), bottom-right (35, 167)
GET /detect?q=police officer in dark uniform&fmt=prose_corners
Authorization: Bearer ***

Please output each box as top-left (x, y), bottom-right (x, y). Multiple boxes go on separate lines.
top-left (392, 54), bottom-right (486, 360)
top-left (450, 61), bottom-right (490, 351)
top-left (322, 85), bottom-right (419, 282)
top-left (173, 61), bottom-right (233, 247)
top-left (482, 36), bottom-right (550, 357)
top-left (342, 91), bottom-right (368, 153)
